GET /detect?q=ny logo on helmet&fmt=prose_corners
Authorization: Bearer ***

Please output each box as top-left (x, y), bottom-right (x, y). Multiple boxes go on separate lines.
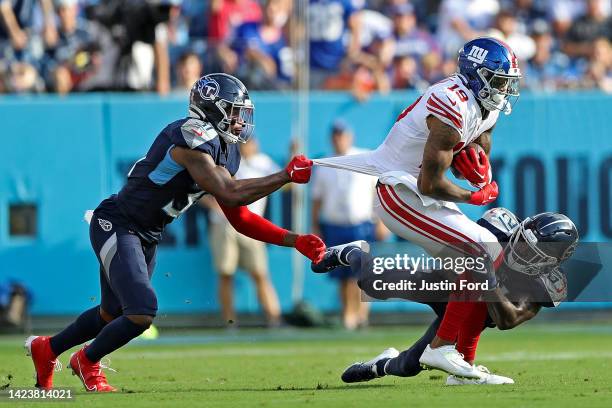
top-left (467, 46), bottom-right (488, 64)
top-left (197, 78), bottom-right (220, 100)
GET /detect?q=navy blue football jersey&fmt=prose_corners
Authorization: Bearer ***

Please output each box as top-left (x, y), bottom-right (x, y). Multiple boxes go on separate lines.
top-left (96, 118), bottom-right (241, 242)
top-left (477, 208), bottom-right (567, 308)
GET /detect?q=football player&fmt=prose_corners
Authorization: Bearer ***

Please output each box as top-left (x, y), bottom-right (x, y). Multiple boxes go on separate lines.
top-left (312, 37), bottom-right (521, 378)
top-left (24, 73), bottom-right (326, 392)
top-left (312, 209), bottom-right (579, 385)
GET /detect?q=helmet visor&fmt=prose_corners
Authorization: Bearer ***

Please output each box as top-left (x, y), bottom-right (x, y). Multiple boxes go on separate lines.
top-left (489, 74), bottom-right (520, 96)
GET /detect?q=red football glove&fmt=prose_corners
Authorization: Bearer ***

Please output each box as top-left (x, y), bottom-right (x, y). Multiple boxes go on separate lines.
top-left (452, 147), bottom-right (492, 188)
top-left (468, 181), bottom-right (499, 206)
top-left (295, 234), bottom-right (326, 263)
top-left (286, 155), bottom-right (313, 183)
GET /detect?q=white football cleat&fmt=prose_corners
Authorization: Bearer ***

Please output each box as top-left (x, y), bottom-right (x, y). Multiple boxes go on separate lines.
top-left (446, 365), bottom-right (515, 385)
top-left (419, 345), bottom-right (480, 379)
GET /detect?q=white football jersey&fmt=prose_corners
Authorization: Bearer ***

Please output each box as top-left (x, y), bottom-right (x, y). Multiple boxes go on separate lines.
top-left (366, 74), bottom-right (499, 178)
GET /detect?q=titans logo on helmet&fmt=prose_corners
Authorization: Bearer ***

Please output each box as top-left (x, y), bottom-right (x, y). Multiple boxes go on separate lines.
top-left (197, 77), bottom-right (220, 100)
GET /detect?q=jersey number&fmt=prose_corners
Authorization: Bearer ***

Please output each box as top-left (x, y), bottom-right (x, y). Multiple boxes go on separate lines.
top-left (162, 192), bottom-right (206, 218)
top-left (449, 85), bottom-right (469, 102)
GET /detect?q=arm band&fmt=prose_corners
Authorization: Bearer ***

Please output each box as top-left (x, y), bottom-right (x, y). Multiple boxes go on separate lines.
top-left (219, 204), bottom-right (289, 246)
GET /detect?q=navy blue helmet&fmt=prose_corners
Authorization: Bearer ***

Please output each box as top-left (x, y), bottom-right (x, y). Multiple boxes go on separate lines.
top-left (506, 212), bottom-right (579, 276)
top-left (457, 37), bottom-right (521, 115)
top-left (188, 73), bottom-right (254, 144)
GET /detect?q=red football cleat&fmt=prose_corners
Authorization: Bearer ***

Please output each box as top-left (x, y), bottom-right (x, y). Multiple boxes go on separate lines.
top-left (24, 335), bottom-right (62, 389)
top-left (69, 347), bottom-right (117, 392)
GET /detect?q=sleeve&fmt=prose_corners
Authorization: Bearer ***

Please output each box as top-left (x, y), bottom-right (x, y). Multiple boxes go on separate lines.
top-left (220, 204), bottom-right (288, 246)
top-left (173, 118), bottom-right (219, 157)
top-left (424, 86), bottom-right (465, 135)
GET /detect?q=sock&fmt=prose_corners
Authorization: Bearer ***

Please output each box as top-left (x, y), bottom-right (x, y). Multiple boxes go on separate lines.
top-left (84, 316), bottom-right (148, 363)
top-left (456, 302), bottom-right (488, 363)
top-left (435, 300), bottom-right (474, 343)
top-left (346, 247), bottom-right (364, 271)
top-left (375, 358), bottom-right (389, 377)
top-left (385, 317), bottom-right (441, 377)
top-left (49, 306), bottom-right (107, 357)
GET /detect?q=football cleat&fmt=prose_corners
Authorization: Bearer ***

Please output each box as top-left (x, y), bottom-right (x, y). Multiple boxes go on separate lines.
top-left (446, 365), bottom-right (515, 385)
top-left (311, 240), bottom-right (369, 273)
top-left (24, 336), bottom-right (62, 389)
top-left (341, 347), bottom-right (399, 383)
top-left (419, 345), bottom-right (481, 379)
top-left (69, 347), bottom-right (117, 392)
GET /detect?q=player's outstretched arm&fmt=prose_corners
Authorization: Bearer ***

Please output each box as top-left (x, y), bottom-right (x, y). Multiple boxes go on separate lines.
top-left (484, 288), bottom-right (541, 330)
top-left (219, 203), bottom-right (326, 262)
top-left (419, 116), bottom-right (498, 206)
top-left (172, 147), bottom-right (312, 207)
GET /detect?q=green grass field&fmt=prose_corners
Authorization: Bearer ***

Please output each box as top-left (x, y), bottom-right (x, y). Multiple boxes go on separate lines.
top-left (1, 322), bottom-right (612, 408)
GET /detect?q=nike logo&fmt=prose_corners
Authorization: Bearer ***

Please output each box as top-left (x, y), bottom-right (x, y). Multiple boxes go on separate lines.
top-left (447, 96), bottom-right (457, 106)
top-left (472, 169), bottom-right (485, 180)
top-left (193, 129), bottom-right (203, 137)
top-left (290, 165), bottom-right (309, 178)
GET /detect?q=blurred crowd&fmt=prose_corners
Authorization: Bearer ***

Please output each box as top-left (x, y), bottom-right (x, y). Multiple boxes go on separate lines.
top-left (1, 0), bottom-right (611, 96)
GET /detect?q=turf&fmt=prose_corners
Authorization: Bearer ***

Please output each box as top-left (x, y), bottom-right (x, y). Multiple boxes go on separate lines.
top-left (1, 322), bottom-right (611, 408)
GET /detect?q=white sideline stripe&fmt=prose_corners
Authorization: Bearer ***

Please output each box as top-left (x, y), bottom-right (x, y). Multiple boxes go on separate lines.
top-left (117, 348), bottom-right (612, 362)
top-left (100, 232), bottom-right (117, 279)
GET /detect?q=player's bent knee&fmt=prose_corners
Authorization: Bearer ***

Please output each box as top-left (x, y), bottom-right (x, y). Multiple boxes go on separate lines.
top-left (99, 307), bottom-right (118, 323)
top-left (126, 314), bottom-right (155, 328)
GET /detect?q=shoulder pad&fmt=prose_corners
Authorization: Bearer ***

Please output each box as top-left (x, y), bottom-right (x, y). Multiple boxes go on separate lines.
top-left (180, 118), bottom-right (218, 149)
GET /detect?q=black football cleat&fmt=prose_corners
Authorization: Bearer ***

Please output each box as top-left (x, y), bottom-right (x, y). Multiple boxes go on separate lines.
top-left (311, 240), bottom-right (369, 273)
top-left (341, 348), bottom-right (399, 383)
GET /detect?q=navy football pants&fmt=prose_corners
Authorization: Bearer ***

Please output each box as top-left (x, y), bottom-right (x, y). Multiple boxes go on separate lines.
top-left (89, 211), bottom-right (158, 317)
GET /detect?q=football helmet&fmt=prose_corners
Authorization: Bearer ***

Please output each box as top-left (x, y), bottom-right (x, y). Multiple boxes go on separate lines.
top-left (457, 37), bottom-right (521, 115)
top-left (505, 212), bottom-right (579, 276)
top-left (188, 73), bottom-right (254, 144)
